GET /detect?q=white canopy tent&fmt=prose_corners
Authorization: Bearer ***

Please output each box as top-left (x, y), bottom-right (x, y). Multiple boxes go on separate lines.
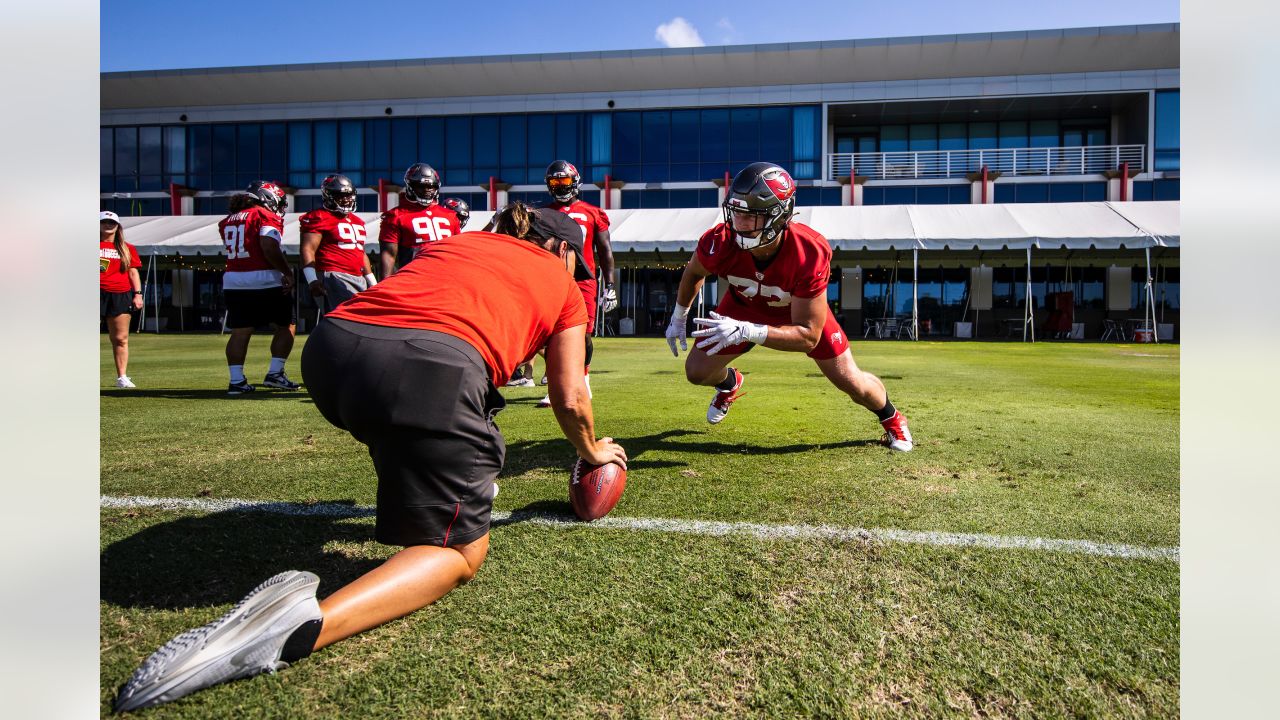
top-left (119, 201), bottom-right (1178, 341)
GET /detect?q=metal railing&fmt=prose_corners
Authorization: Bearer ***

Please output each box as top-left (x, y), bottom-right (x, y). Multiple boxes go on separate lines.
top-left (827, 145), bottom-right (1145, 181)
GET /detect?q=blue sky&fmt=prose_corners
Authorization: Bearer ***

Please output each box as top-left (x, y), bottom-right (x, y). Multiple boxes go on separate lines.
top-left (101, 0), bottom-right (1178, 72)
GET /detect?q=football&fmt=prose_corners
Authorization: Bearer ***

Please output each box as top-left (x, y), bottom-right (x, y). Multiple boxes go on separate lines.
top-left (569, 458), bottom-right (627, 521)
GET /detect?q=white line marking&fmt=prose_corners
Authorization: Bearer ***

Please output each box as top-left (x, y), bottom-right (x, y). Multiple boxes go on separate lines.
top-left (100, 495), bottom-right (1178, 562)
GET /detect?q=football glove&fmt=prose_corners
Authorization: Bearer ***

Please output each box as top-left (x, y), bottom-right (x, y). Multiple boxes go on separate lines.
top-left (602, 284), bottom-right (618, 314)
top-left (691, 311), bottom-right (768, 356)
top-left (665, 305), bottom-right (689, 357)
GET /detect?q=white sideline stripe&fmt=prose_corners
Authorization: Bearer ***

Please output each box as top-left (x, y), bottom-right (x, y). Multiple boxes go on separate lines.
top-left (100, 495), bottom-right (1179, 562)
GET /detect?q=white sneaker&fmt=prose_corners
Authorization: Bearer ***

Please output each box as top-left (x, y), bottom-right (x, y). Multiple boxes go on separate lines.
top-left (116, 376), bottom-right (136, 389)
top-left (536, 395), bottom-right (551, 408)
top-left (505, 377), bottom-right (535, 388)
top-left (113, 571), bottom-right (324, 712)
top-left (539, 375), bottom-right (548, 386)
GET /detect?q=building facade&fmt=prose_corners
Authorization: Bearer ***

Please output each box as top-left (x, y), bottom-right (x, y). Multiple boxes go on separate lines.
top-left (100, 24), bottom-right (1179, 338)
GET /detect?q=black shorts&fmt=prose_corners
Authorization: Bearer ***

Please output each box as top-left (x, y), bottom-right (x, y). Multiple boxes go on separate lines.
top-left (301, 318), bottom-right (505, 547)
top-left (100, 290), bottom-right (135, 318)
top-left (224, 287), bottom-right (296, 329)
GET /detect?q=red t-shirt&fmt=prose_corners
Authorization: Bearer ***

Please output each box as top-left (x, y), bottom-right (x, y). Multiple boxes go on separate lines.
top-left (547, 200), bottom-right (609, 278)
top-left (695, 222), bottom-right (832, 324)
top-left (300, 209), bottom-right (369, 275)
top-left (327, 231), bottom-right (588, 386)
top-left (218, 206), bottom-right (284, 274)
top-left (99, 240), bottom-right (141, 292)
top-left (377, 199), bottom-right (460, 257)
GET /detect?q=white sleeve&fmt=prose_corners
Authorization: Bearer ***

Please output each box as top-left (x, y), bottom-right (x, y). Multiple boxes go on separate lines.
top-left (260, 226), bottom-right (283, 243)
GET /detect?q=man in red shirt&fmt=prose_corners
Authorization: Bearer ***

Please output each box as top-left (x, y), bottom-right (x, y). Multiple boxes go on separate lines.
top-left (377, 163), bottom-right (461, 277)
top-left (217, 181), bottom-right (299, 395)
top-left (665, 162), bottom-right (914, 452)
top-left (535, 160), bottom-right (618, 407)
top-left (113, 203), bottom-right (626, 712)
top-left (300, 174), bottom-right (378, 317)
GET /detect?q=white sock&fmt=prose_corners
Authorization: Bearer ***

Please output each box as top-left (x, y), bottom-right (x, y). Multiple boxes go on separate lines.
top-left (584, 373), bottom-right (592, 399)
top-left (269, 357), bottom-right (287, 374)
top-left (229, 364), bottom-right (246, 384)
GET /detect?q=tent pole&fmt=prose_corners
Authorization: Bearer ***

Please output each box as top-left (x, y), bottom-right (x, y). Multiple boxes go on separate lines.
top-left (1024, 247), bottom-right (1034, 342)
top-left (152, 258), bottom-right (161, 334)
top-left (912, 249), bottom-right (919, 340)
top-left (1145, 247), bottom-right (1157, 342)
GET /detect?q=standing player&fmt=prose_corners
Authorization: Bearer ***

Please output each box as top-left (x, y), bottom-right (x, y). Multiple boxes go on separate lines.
top-left (301, 174), bottom-right (378, 317)
top-left (536, 160), bottom-right (619, 407)
top-left (665, 162), bottom-right (913, 451)
top-left (378, 164), bottom-right (461, 277)
top-left (218, 181), bottom-right (300, 395)
top-left (440, 197), bottom-right (471, 229)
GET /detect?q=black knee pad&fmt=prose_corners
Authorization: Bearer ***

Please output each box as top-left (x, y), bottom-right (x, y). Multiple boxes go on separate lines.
top-left (584, 335), bottom-right (594, 367)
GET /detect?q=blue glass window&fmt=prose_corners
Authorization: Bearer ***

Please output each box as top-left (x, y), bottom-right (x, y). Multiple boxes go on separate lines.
top-left (472, 116), bottom-right (499, 169)
top-left (555, 113), bottom-right (581, 165)
top-left (101, 128), bottom-right (114, 191)
top-left (1155, 90), bottom-right (1180, 170)
top-left (235, 124), bottom-right (260, 187)
top-left (1154, 178), bottom-right (1179, 200)
top-left (418, 118), bottom-right (444, 173)
top-left (288, 122), bottom-right (311, 187)
top-left (528, 114), bottom-right (556, 183)
top-left (1014, 183), bottom-right (1048, 202)
top-left (1029, 120), bottom-right (1058, 148)
top-left (391, 118), bottom-right (418, 172)
top-left (586, 112), bottom-right (611, 183)
top-left (641, 111), bottom-right (670, 182)
top-left (113, 127), bottom-right (137, 177)
top-left (444, 116), bottom-right (470, 185)
top-left (261, 123), bottom-right (285, 181)
top-left (994, 184), bottom-right (1014, 203)
top-left (729, 108), bottom-right (760, 165)
top-left (909, 124), bottom-right (938, 152)
top-left (187, 125), bottom-right (210, 180)
top-left (880, 126), bottom-right (908, 153)
top-left (501, 115), bottom-right (527, 182)
top-left (363, 119), bottom-right (388, 182)
top-left (916, 185), bottom-right (947, 204)
top-left (998, 121), bottom-right (1028, 148)
top-left (939, 123), bottom-right (967, 152)
top-left (760, 107), bottom-right (790, 163)
top-left (948, 185), bottom-right (970, 204)
top-left (969, 122), bottom-right (997, 150)
top-left (1049, 182), bottom-right (1084, 202)
top-left (700, 109), bottom-right (729, 178)
top-left (1131, 181), bottom-right (1154, 201)
top-left (884, 186), bottom-right (914, 204)
top-left (791, 106), bottom-right (819, 179)
top-left (314, 121), bottom-right (338, 177)
top-left (1083, 182), bottom-right (1106, 201)
top-left (210, 125), bottom-right (235, 175)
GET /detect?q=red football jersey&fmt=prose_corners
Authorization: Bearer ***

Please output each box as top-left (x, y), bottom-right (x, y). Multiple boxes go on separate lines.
top-left (300, 209), bottom-right (369, 275)
top-left (99, 240), bottom-right (141, 292)
top-left (218, 206), bottom-right (284, 274)
top-left (695, 222), bottom-right (832, 324)
top-left (377, 200), bottom-right (460, 256)
top-left (547, 200), bottom-right (609, 277)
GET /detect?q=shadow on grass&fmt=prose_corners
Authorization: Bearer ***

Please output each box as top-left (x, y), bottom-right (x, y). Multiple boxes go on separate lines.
top-left (101, 389), bottom-right (312, 402)
top-left (101, 506), bottom-right (381, 610)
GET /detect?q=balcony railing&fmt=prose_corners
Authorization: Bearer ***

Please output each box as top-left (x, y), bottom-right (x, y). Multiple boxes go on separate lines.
top-left (826, 145), bottom-right (1145, 181)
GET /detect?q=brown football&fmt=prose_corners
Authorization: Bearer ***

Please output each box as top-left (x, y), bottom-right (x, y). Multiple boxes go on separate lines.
top-left (569, 458), bottom-right (627, 521)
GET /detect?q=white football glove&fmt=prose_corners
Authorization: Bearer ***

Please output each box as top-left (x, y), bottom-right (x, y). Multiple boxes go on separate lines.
top-left (602, 284), bottom-right (618, 314)
top-left (691, 311), bottom-right (769, 356)
top-left (665, 305), bottom-right (690, 357)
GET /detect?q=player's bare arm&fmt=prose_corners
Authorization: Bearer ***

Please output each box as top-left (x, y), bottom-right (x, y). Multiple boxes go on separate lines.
top-left (757, 293), bottom-right (824, 353)
top-left (545, 324), bottom-right (627, 469)
top-left (378, 240), bottom-right (398, 279)
top-left (665, 255), bottom-right (711, 355)
top-left (299, 231), bottom-right (325, 297)
top-left (258, 234), bottom-right (294, 294)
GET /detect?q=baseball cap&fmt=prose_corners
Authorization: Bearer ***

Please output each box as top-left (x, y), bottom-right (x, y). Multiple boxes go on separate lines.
top-left (527, 207), bottom-right (584, 259)
top-left (100, 211), bottom-right (121, 224)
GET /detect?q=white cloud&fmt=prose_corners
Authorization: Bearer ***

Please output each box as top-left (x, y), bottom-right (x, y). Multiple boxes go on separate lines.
top-left (655, 17), bottom-right (705, 48)
top-left (716, 17), bottom-right (740, 45)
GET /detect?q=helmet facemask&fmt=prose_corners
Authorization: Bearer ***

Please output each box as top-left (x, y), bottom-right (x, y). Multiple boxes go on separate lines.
top-left (723, 196), bottom-right (794, 250)
top-left (546, 174), bottom-right (579, 203)
top-left (404, 164), bottom-right (441, 206)
top-left (321, 175), bottom-right (358, 216)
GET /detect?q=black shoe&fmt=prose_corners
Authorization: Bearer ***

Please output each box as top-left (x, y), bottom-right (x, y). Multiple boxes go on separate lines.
top-left (262, 372), bottom-right (301, 390)
top-left (227, 380), bottom-right (256, 395)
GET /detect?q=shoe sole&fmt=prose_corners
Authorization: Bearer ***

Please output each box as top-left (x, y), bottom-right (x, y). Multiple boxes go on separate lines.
top-left (114, 571), bottom-right (321, 712)
top-left (261, 382), bottom-right (300, 390)
top-left (227, 389), bottom-right (255, 395)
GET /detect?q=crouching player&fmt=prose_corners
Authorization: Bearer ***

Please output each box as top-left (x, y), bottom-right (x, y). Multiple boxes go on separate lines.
top-left (666, 162), bottom-right (913, 451)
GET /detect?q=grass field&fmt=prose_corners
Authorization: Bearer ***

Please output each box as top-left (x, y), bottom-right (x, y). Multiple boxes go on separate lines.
top-left (101, 334), bottom-right (1179, 718)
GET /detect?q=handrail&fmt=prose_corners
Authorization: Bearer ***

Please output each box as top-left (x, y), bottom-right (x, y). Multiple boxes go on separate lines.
top-left (827, 145), bottom-right (1146, 181)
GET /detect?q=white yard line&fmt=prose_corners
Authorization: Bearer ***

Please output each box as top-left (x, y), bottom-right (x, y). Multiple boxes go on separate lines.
top-left (100, 495), bottom-right (1179, 562)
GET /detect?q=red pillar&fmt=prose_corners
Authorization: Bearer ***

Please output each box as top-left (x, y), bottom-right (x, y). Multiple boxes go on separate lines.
top-left (981, 165), bottom-right (988, 204)
top-left (602, 174), bottom-right (611, 210)
top-left (489, 176), bottom-right (497, 210)
top-left (1119, 162), bottom-right (1129, 201)
top-left (169, 183), bottom-right (183, 216)
top-left (377, 178), bottom-right (387, 213)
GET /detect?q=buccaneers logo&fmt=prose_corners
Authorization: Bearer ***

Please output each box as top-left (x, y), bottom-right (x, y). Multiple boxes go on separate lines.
top-left (762, 169), bottom-right (795, 201)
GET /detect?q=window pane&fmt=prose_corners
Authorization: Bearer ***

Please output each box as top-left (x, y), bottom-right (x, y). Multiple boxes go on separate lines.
top-left (555, 113), bottom-right (581, 164)
top-left (500, 115), bottom-right (527, 167)
top-left (101, 127), bottom-right (114, 177)
top-left (139, 126), bottom-right (163, 176)
top-left (939, 123), bottom-right (966, 151)
top-left (472, 116), bottom-right (499, 167)
top-left (612, 112), bottom-right (640, 164)
top-left (115, 127), bottom-right (138, 176)
top-left (1085, 127), bottom-right (1108, 146)
top-left (288, 122), bottom-right (312, 171)
top-left (700, 109), bottom-right (729, 163)
top-left (418, 118), bottom-right (444, 168)
top-left (1029, 120), bottom-right (1058, 148)
top-left (528, 114), bottom-right (555, 181)
top-left (1155, 91), bottom-right (1179, 150)
top-left (998, 121), bottom-right (1028, 148)
top-left (314, 121), bottom-right (338, 172)
top-left (362, 119), bottom-right (388, 176)
top-left (261, 123), bottom-right (285, 178)
top-left (445, 116), bottom-right (471, 184)
top-left (791, 106), bottom-right (819, 178)
top-left (236, 123), bottom-right (260, 176)
top-left (187, 125), bottom-right (211, 177)
top-left (968, 122), bottom-right (997, 150)
top-left (670, 110), bottom-right (699, 161)
top-left (908, 124), bottom-right (938, 152)
top-left (760, 107), bottom-right (790, 162)
top-left (880, 125), bottom-right (907, 152)
top-left (729, 108), bottom-right (760, 163)
top-left (588, 113), bottom-right (611, 166)
top-left (641, 110), bottom-right (669, 165)
top-left (391, 117), bottom-right (418, 171)
top-left (211, 125), bottom-right (235, 174)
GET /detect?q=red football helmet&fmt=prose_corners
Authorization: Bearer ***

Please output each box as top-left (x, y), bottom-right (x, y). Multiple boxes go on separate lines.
top-left (722, 162), bottom-right (796, 250)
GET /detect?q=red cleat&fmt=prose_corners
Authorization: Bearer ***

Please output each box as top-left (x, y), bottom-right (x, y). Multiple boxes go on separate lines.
top-left (880, 410), bottom-right (914, 452)
top-left (706, 369), bottom-right (745, 424)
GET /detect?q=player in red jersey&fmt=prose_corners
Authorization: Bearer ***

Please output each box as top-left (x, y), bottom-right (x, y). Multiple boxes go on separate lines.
top-left (300, 174), bottom-right (378, 318)
top-left (99, 211), bottom-right (143, 388)
top-left (534, 160), bottom-right (618, 406)
top-left (665, 163), bottom-right (913, 451)
top-left (218, 181), bottom-right (299, 395)
top-left (377, 164), bottom-right (461, 277)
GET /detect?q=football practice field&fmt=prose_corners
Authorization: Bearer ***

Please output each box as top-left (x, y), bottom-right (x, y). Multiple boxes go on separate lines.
top-left (100, 335), bottom-right (1179, 718)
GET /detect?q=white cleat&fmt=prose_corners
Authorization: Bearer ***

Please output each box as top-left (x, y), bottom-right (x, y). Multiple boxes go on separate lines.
top-left (116, 376), bottom-right (136, 389)
top-left (880, 410), bottom-right (914, 452)
top-left (113, 570), bottom-right (324, 712)
top-left (505, 377), bottom-right (535, 388)
top-left (706, 369), bottom-right (745, 425)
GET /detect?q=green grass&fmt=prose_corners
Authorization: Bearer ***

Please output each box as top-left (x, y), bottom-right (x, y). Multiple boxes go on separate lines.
top-left (101, 335), bottom-right (1179, 718)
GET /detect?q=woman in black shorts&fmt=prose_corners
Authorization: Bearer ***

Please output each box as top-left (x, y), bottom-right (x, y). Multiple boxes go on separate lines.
top-left (115, 203), bottom-right (628, 712)
top-left (99, 211), bottom-right (143, 388)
